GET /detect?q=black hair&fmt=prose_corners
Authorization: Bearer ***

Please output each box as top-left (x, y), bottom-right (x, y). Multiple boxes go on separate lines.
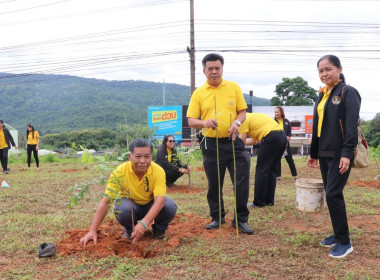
top-left (202, 53), bottom-right (224, 68)
top-left (26, 123), bottom-right (35, 139)
top-left (317, 54), bottom-right (346, 83)
top-left (129, 138), bottom-right (153, 153)
top-left (0, 120), bottom-right (3, 124)
top-left (160, 134), bottom-right (176, 153)
top-left (275, 106), bottom-right (285, 119)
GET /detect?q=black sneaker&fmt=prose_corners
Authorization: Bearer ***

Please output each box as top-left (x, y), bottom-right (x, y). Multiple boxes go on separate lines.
top-left (122, 232), bottom-right (131, 240)
top-left (152, 224), bottom-right (165, 239)
top-left (37, 243), bottom-right (57, 258)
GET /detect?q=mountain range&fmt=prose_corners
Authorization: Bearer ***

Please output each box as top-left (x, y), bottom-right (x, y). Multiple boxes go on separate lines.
top-left (0, 73), bottom-right (270, 134)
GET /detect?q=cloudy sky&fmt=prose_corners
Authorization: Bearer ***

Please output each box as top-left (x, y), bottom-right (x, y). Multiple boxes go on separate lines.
top-left (1, 0), bottom-right (379, 119)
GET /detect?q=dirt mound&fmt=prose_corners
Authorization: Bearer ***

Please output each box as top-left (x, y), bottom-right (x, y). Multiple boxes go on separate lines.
top-left (348, 179), bottom-right (380, 189)
top-left (56, 213), bottom-right (235, 259)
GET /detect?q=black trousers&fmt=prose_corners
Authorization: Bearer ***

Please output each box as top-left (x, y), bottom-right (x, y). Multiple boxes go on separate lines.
top-left (319, 156), bottom-right (351, 245)
top-left (276, 143), bottom-right (297, 177)
top-left (253, 131), bottom-right (287, 206)
top-left (0, 148), bottom-right (9, 172)
top-left (27, 144), bottom-right (39, 167)
top-left (165, 169), bottom-right (184, 184)
top-left (201, 136), bottom-right (250, 223)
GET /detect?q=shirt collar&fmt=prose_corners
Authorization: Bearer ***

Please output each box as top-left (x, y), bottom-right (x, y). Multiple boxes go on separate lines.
top-left (205, 79), bottom-right (225, 88)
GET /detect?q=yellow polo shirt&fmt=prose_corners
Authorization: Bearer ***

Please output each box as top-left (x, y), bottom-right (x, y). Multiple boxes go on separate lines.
top-left (27, 130), bottom-right (40, 145)
top-left (277, 118), bottom-right (284, 129)
top-left (317, 86), bottom-right (331, 137)
top-left (239, 113), bottom-right (283, 142)
top-left (0, 129), bottom-right (8, 149)
top-left (187, 79), bottom-right (247, 138)
top-left (105, 161), bottom-right (166, 205)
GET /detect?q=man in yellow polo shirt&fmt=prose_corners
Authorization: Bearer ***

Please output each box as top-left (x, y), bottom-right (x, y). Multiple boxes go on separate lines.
top-left (80, 138), bottom-right (177, 248)
top-left (239, 113), bottom-right (287, 207)
top-left (187, 53), bottom-right (253, 234)
top-left (0, 120), bottom-right (18, 174)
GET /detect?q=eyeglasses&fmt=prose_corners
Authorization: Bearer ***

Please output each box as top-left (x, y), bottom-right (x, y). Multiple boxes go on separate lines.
top-left (144, 177), bottom-right (149, 192)
top-left (168, 140), bottom-right (175, 143)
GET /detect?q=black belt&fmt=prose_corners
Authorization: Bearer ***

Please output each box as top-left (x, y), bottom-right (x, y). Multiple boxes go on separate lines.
top-left (262, 130), bottom-right (285, 141)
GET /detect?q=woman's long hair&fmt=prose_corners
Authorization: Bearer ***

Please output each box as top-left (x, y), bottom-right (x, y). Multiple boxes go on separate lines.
top-left (161, 134), bottom-right (176, 153)
top-left (275, 106), bottom-right (285, 119)
top-left (26, 123), bottom-right (35, 139)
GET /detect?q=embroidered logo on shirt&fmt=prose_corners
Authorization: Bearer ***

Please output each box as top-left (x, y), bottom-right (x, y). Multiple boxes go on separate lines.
top-left (331, 96), bottom-right (341, 105)
top-left (229, 100), bottom-right (233, 106)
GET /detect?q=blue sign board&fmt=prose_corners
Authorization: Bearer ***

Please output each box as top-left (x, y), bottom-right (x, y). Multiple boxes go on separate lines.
top-left (148, 106), bottom-right (182, 141)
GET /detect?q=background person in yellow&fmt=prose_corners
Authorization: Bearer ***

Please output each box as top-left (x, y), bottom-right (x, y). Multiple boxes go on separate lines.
top-left (0, 120), bottom-right (17, 174)
top-left (80, 138), bottom-right (177, 248)
top-left (155, 134), bottom-right (190, 187)
top-left (239, 113), bottom-right (287, 207)
top-left (26, 123), bottom-right (40, 169)
top-left (274, 106), bottom-right (298, 180)
top-left (187, 53), bottom-right (253, 235)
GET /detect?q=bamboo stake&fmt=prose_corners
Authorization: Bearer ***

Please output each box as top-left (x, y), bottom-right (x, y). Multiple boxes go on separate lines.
top-left (215, 96), bottom-right (222, 237)
top-left (231, 113), bottom-right (239, 238)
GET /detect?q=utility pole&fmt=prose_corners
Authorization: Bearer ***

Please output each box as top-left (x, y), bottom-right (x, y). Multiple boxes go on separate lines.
top-left (188, 0), bottom-right (196, 145)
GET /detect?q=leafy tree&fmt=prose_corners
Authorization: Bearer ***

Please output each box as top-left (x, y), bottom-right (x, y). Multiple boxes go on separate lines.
top-left (361, 112), bottom-right (380, 148)
top-left (271, 77), bottom-right (318, 106)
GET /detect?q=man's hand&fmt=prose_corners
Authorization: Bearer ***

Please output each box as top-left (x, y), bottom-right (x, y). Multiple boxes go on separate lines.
top-left (307, 157), bottom-right (318, 168)
top-left (79, 230), bottom-right (97, 249)
top-left (339, 157), bottom-right (350, 174)
top-left (228, 121), bottom-right (239, 140)
top-left (131, 222), bottom-right (146, 245)
top-left (203, 119), bottom-right (218, 130)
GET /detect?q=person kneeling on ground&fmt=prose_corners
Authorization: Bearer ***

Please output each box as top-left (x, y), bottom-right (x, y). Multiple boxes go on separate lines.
top-left (155, 135), bottom-right (190, 187)
top-left (80, 138), bottom-right (178, 248)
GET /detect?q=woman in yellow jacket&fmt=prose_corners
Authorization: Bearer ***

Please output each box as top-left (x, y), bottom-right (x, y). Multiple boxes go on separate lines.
top-left (26, 123), bottom-right (40, 169)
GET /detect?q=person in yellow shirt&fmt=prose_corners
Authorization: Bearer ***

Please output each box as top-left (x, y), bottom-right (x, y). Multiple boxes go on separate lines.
top-left (26, 123), bottom-right (40, 169)
top-left (239, 113), bottom-right (287, 207)
top-left (307, 55), bottom-right (360, 259)
top-left (155, 135), bottom-right (190, 187)
top-left (80, 138), bottom-right (177, 248)
top-left (0, 120), bottom-right (18, 174)
top-left (187, 53), bottom-right (253, 234)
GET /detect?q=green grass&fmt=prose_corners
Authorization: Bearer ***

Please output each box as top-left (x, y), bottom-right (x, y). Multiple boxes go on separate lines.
top-left (0, 156), bottom-right (379, 279)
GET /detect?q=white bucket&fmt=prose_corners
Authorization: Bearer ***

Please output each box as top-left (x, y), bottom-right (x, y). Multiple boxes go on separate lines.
top-left (296, 178), bottom-right (326, 212)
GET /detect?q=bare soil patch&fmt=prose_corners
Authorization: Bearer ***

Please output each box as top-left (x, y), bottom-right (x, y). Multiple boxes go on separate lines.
top-left (166, 184), bottom-right (204, 194)
top-left (57, 213), bottom-right (235, 260)
top-left (348, 179), bottom-right (380, 189)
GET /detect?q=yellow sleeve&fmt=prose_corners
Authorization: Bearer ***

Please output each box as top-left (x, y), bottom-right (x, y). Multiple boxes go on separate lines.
top-left (235, 84), bottom-right (247, 111)
top-left (186, 89), bottom-right (201, 118)
top-left (239, 118), bottom-right (249, 134)
top-left (105, 163), bottom-right (126, 200)
top-left (153, 165), bottom-right (167, 197)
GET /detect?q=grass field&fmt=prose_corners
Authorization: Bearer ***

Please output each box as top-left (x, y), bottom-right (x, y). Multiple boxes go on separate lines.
top-left (0, 156), bottom-right (379, 280)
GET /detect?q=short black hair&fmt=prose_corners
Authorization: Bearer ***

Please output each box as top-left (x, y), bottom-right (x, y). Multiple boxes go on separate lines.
top-left (202, 53), bottom-right (224, 68)
top-left (129, 138), bottom-right (153, 153)
top-left (0, 120), bottom-right (3, 124)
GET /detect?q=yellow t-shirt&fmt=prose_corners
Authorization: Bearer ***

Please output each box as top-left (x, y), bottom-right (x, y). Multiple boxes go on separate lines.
top-left (105, 161), bottom-right (166, 205)
top-left (167, 148), bottom-right (172, 163)
top-left (317, 87), bottom-right (331, 137)
top-left (187, 79), bottom-right (247, 138)
top-left (239, 113), bottom-right (283, 142)
top-left (27, 130), bottom-right (40, 145)
top-left (0, 129), bottom-right (8, 149)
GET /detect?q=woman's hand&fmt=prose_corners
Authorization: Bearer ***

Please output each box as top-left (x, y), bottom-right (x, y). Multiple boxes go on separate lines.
top-left (339, 157), bottom-right (350, 174)
top-left (180, 168), bottom-right (189, 174)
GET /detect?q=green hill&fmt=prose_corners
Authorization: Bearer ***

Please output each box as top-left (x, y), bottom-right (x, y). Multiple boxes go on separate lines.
top-left (0, 73), bottom-right (270, 134)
